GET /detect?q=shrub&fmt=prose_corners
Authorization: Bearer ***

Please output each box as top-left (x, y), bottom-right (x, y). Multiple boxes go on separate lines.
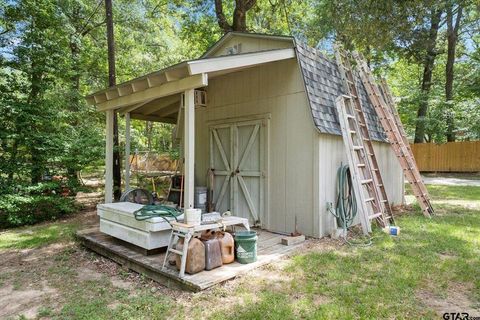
top-left (0, 194), bottom-right (77, 229)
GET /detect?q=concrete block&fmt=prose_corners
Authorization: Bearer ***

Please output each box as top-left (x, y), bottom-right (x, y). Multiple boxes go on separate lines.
top-left (281, 235), bottom-right (305, 246)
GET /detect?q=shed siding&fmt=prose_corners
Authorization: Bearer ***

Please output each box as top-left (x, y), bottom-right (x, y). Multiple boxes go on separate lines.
top-left (209, 36), bottom-right (293, 57)
top-left (316, 134), bottom-right (404, 237)
top-left (193, 58), bottom-right (404, 238)
top-left (194, 58), bottom-right (318, 236)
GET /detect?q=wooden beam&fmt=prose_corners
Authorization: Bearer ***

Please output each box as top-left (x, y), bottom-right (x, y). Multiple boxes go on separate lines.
top-left (105, 89), bottom-right (119, 100)
top-left (130, 113), bottom-right (176, 123)
top-left (132, 79), bottom-right (149, 92)
top-left (97, 74), bottom-right (208, 111)
top-left (105, 110), bottom-right (114, 203)
top-left (153, 101), bottom-right (180, 117)
top-left (187, 48), bottom-right (295, 75)
top-left (94, 93), bottom-right (108, 104)
top-left (184, 88), bottom-right (195, 209)
top-left (118, 99), bottom-right (154, 116)
top-left (117, 84), bottom-right (134, 97)
top-left (165, 68), bottom-right (188, 82)
top-left (146, 74), bottom-right (167, 87)
top-left (86, 96), bottom-right (96, 105)
top-left (143, 95), bottom-right (180, 115)
top-left (124, 112), bottom-right (131, 192)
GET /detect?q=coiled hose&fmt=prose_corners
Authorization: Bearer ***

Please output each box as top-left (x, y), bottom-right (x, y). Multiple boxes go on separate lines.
top-left (328, 165), bottom-right (357, 230)
top-left (327, 164), bottom-right (372, 246)
top-left (133, 205), bottom-right (182, 225)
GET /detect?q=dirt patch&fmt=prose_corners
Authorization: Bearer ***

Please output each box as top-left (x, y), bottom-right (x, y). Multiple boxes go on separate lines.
top-left (417, 284), bottom-right (480, 316)
top-left (111, 277), bottom-right (132, 290)
top-left (77, 266), bottom-right (104, 281)
top-left (0, 282), bottom-right (58, 319)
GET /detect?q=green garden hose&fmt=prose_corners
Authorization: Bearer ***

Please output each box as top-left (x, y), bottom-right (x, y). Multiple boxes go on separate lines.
top-left (327, 164), bottom-right (372, 246)
top-left (133, 205), bottom-right (182, 225)
top-left (328, 165), bottom-right (357, 229)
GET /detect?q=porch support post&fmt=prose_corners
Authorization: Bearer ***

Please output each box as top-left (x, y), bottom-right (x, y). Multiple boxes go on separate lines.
top-left (184, 89), bottom-right (195, 209)
top-left (124, 112), bottom-right (131, 192)
top-left (105, 110), bottom-right (114, 203)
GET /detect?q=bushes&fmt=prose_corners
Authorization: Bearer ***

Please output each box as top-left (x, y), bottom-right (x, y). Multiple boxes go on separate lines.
top-left (0, 183), bottom-right (78, 229)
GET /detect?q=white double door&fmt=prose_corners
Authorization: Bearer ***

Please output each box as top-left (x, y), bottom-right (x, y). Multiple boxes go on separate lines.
top-left (210, 119), bottom-right (266, 225)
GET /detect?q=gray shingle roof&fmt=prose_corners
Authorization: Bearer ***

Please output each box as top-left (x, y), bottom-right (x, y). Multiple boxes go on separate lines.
top-left (295, 42), bottom-right (387, 142)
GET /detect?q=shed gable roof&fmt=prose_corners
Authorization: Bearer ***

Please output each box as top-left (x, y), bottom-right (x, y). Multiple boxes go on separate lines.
top-left (295, 42), bottom-right (387, 142)
top-left (202, 32), bottom-right (294, 58)
top-left (86, 32), bottom-right (388, 143)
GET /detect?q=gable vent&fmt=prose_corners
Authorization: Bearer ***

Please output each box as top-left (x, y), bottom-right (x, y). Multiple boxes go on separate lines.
top-left (226, 43), bottom-right (242, 55)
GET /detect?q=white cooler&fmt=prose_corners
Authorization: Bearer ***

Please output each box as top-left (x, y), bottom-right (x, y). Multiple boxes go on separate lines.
top-left (97, 202), bottom-right (183, 250)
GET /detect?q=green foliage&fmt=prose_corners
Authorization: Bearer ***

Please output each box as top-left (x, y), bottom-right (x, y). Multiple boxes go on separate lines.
top-left (310, 0), bottom-right (479, 142)
top-left (0, 193), bottom-right (77, 229)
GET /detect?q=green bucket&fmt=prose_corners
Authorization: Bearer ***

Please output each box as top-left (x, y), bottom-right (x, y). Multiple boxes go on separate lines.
top-left (235, 230), bottom-right (257, 264)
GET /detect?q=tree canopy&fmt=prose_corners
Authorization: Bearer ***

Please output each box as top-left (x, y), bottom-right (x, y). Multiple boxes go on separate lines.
top-left (0, 0), bottom-right (478, 223)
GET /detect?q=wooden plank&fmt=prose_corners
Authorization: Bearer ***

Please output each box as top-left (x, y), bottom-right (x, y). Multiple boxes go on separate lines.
top-left (129, 113), bottom-right (176, 123)
top-left (118, 99), bottom-right (153, 115)
top-left (142, 95), bottom-right (180, 116)
top-left (77, 227), bottom-right (304, 291)
top-left (410, 141), bottom-right (480, 172)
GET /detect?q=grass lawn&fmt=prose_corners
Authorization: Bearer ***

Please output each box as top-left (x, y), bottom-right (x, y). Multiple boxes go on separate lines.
top-left (0, 184), bottom-right (479, 319)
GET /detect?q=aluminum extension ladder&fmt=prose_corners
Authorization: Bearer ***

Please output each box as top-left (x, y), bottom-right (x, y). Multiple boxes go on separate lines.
top-left (334, 46), bottom-right (393, 234)
top-left (352, 52), bottom-right (434, 217)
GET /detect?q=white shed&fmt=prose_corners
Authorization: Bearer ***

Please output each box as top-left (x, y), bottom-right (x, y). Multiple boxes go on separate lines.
top-left (87, 32), bottom-right (404, 239)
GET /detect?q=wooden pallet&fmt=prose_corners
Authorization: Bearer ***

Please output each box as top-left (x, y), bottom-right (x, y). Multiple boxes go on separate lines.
top-left (77, 227), bottom-right (305, 291)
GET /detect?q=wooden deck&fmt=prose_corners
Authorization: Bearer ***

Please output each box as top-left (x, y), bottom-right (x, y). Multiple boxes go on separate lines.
top-left (77, 227), bottom-right (305, 291)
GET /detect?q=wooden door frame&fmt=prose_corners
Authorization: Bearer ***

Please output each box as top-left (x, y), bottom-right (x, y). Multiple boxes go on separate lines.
top-left (208, 113), bottom-right (270, 227)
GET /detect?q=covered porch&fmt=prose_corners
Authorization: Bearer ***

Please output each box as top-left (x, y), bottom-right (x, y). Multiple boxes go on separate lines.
top-left (85, 47), bottom-right (296, 207)
top-left (82, 47), bottom-right (302, 289)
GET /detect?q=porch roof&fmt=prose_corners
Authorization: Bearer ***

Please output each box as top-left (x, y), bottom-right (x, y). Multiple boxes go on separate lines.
top-left (86, 47), bottom-right (296, 122)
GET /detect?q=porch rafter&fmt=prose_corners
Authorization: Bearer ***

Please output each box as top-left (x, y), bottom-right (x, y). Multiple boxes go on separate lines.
top-left (96, 73), bottom-right (208, 112)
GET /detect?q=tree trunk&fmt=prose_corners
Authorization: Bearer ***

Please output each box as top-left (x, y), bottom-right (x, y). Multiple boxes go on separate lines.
top-left (214, 0), bottom-right (257, 33)
top-left (414, 9), bottom-right (442, 143)
top-left (7, 140), bottom-right (18, 184)
top-left (105, 0), bottom-right (122, 200)
top-left (445, 3), bottom-right (463, 142)
top-left (29, 52), bottom-right (44, 183)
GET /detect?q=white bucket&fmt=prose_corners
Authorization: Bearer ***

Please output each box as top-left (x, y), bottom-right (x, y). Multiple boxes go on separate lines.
top-left (185, 208), bottom-right (202, 226)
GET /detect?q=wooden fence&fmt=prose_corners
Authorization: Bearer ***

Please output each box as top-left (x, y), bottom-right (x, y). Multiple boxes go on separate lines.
top-left (411, 141), bottom-right (480, 172)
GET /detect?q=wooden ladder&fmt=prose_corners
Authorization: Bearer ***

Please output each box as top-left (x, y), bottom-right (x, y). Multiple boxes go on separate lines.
top-left (352, 52), bottom-right (434, 217)
top-left (334, 46), bottom-right (393, 234)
